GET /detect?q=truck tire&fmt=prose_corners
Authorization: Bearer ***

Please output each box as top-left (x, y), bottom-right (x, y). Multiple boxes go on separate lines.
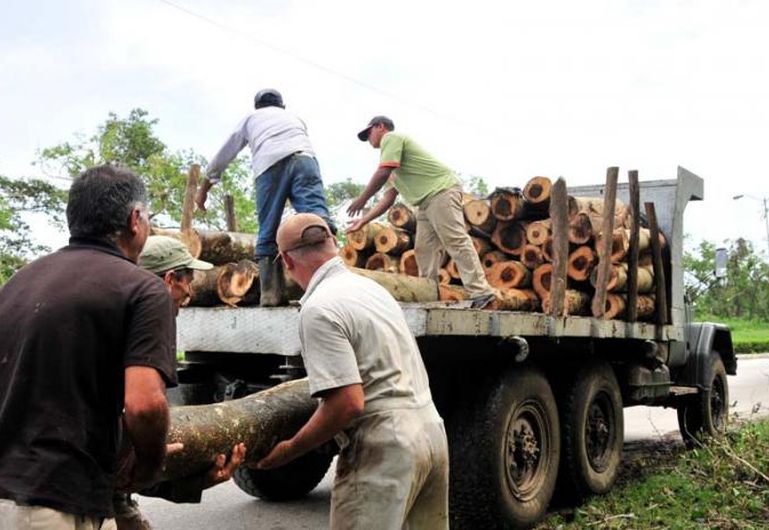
top-left (449, 367), bottom-right (560, 530)
top-left (559, 361), bottom-right (623, 498)
top-left (232, 450), bottom-right (333, 501)
top-left (677, 351), bottom-right (728, 448)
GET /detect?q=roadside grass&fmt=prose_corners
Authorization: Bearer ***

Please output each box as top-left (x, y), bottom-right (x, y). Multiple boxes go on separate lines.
top-left (537, 419), bottom-right (769, 529)
top-left (697, 314), bottom-right (769, 354)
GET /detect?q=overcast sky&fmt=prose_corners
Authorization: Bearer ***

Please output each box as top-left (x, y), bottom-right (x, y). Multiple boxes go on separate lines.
top-left (1, 0), bottom-right (768, 256)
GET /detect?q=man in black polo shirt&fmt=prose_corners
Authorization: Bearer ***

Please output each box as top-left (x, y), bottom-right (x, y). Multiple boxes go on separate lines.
top-left (0, 165), bottom-right (177, 529)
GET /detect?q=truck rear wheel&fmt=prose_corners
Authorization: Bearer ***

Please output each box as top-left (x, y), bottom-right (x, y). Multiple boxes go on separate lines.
top-left (449, 367), bottom-right (560, 529)
top-left (559, 361), bottom-right (623, 498)
top-left (677, 351), bottom-right (728, 448)
top-left (232, 450), bottom-right (333, 501)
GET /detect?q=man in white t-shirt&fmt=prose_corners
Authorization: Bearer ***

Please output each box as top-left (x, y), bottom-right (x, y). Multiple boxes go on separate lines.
top-left (196, 89), bottom-right (335, 306)
top-left (257, 213), bottom-right (449, 530)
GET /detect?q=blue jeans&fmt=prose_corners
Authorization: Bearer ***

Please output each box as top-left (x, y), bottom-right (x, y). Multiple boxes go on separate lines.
top-left (255, 153), bottom-right (335, 258)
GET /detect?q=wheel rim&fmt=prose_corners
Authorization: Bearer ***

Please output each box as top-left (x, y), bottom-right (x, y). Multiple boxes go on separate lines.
top-left (584, 391), bottom-right (614, 472)
top-left (710, 374), bottom-right (726, 431)
top-left (504, 399), bottom-right (551, 501)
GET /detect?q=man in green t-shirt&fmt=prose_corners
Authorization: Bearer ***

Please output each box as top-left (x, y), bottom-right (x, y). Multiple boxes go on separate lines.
top-left (347, 116), bottom-right (496, 309)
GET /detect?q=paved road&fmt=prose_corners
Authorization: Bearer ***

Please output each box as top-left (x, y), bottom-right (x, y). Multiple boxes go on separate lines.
top-left (140, 356), bottom-right (769, 530)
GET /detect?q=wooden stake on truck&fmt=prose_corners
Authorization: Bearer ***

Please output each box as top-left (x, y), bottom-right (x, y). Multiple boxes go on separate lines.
top-left (591, 167), bottom-right (619, 318)
top-left (548, 178), bottom-right (569, 319)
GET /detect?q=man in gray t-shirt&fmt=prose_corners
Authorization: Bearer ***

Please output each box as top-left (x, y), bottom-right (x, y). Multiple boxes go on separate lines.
top-left (257, 213), bottom-right (449, 530)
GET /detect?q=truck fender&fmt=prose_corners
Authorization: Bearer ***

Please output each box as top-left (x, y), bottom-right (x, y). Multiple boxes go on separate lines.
top-left (677, 322), bottom-right (736, 389)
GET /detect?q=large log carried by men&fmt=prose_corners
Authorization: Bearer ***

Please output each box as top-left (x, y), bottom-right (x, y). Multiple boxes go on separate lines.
top-left (120, 379), bottom-right (318, 485)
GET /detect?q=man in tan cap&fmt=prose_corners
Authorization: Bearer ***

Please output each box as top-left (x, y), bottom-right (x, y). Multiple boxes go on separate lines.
top-left (114, 235), bottom-right (246, 530)
top-left (257, 213), bottom-right (449, 530)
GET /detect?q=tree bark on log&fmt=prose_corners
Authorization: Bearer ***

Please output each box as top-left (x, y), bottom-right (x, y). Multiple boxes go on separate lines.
top-left (521, 244), bottom-right (544, 270)
top-left (488, 260), bottom-right (532, 289)
top-left (188, 267), bottom-right (226, 307)
top-left (351, 268), bottom-right (439, 302)
top-left (491, 221), bottom-right (527, 255)
top-left (595, 228), bottom-right (630, 263)
top-left (526, 220), bottom-right (551, 246)
top-left (596, 228), bottom-right (667, 263)
top-left (387, 204), bottom-right (416, 233)
top-left (490, 188), bottom-right (525, 221)
top-left (463, 199), bottom-right (496, 233)
top-left (523, 176), bottom-right (551, 212)
top-left (189, 261), bottom-right (260, 307)
top-left (151, 227), bottom-right (202, 259)
top-left (542, 289), bottom-right (591, 316)
top-left (158, 378), bottom-right (316, 481)
top-left (590, 263), bottom-right (654, 293)
top-left (339, 245), bottom-right (370, 268)
top-left (567, 246), bottom-right (597, 282)
top-left (375, 226), bottom-right (412, 256)
top-left (496, 288), bottom-right (540, 311)
top-left (399, 249), bottom-right (419, 277)
top-left (365, 253), bottom-right (399, 274)
top-left (197, 231), bottom-right (256, 265)
top-left (604, 294), bottom-right (655, 320)
top-left (348, 222), bottom-right (385, 251)
top-left (439, 284), bottom-right (468, 302)
top-left (568, 196), bottom-right (630, 229)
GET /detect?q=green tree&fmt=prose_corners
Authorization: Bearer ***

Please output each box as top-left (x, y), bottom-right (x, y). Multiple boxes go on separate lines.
top-left (37, 108), bottom-right (256, 232)
top-left (684, 238), bottom-right (769, 320)
top-left (324, 178), bottom-right (365, 213)
top-left (0, 175), bottom-right (67, 283)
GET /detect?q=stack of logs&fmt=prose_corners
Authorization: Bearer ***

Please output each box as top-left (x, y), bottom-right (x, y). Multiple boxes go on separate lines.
top-left (340, 174), bottom-right (665, 321)
top-left (151, 227), bottom-right (269, 307)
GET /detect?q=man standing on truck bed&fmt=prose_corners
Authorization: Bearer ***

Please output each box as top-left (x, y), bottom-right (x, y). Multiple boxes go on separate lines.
top-left (113, 235), bottom-right (247, 530)
top-left (0, 165), bottom-right (177, 529)
top-left (257, 213), bottom-right (449, 529)
top-left (196, 88), bottom-right (336, 307)
top-left (347, 115), bottom-right (496, 309)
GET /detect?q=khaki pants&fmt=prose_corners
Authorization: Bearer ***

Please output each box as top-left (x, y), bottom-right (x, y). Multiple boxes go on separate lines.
top-left (330, 404), bottom-right (449, 530)
top-left (415, 186), bottom-right (493, 298)
top-left (0, 499), bottom-right (116, 530)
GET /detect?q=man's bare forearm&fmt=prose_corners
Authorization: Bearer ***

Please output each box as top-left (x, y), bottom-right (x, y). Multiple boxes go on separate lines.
top-left (277, 385), bottom-right (364, 463)
top-left (124, 366), bottom-right (171, 480)
top-left (359, 187), bottom-right (398, 225)
top-left (358, 167), bottom-right (392, 205)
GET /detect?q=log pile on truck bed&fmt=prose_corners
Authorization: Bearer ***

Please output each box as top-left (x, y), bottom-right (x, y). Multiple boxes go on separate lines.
top-left (162, 166), bottom-right (669, 323)
top-left (341, 171), bottom-right (668, 322)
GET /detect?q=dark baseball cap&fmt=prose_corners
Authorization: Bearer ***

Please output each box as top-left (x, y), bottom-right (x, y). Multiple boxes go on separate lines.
top-left (254, 88), bottom-right (284, 109)
top-left (357, 115), bottom-right (394, 141)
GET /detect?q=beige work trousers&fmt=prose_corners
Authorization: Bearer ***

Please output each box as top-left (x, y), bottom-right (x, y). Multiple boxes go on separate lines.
top-left (330, 404), bottom-right (449, 530)
top-left (0, 499), bottom-right (116, 530)
top-left (415, 186), bottom-right (493, 298)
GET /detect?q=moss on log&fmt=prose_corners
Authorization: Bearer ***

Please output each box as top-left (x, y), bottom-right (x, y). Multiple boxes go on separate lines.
top-left (159, 378), bottom-right (316, 482)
